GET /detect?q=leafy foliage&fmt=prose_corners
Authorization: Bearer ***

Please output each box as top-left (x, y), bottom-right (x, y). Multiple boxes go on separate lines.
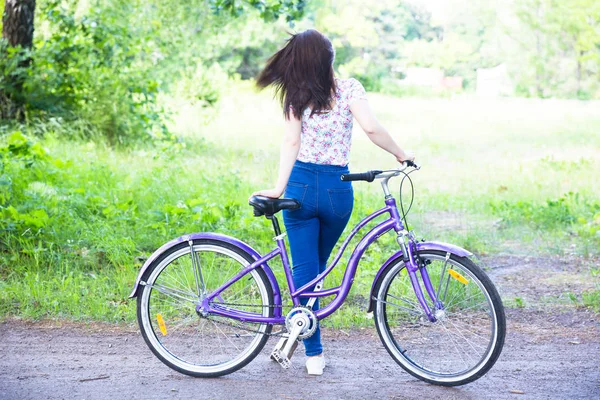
top-left (490, 192), bottom-right (600, 255)
top-left (0, 131), bottom-right (52, 232)
top-left (0, 40), bottom-right (32, 118)
top-left (515, 0), bottom-right (600, 98)
top-left (0, 0), bottom-right (307, 143)
top-left (1, 0), bottom-right (599, 323)
top-left (208, 0), bottom-right (306, 22)
top-left (29, 1), bottom-right (165, 143)
top-left (3, 0), bottom-right (598, 146)
top-left (309, 0), bottom-right (446, 90)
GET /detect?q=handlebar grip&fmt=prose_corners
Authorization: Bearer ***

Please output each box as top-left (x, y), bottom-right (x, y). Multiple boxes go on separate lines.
top-left (404, 160), bottom-right (420, 169)
top-left (340, 170), bottom-right (383, 182)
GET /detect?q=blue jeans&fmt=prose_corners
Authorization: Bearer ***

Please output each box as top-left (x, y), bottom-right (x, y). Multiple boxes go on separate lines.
top-left (282, 160), bottom-right (354, 356)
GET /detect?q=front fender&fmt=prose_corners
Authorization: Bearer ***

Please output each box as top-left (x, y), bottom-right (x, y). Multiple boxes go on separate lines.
top-left (128, 232), bottom-right (282, 307)
top-left (366, 241), bottom-right (472, 312)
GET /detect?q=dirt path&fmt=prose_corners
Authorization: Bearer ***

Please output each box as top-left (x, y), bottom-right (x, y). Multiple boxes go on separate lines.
top-left (1, 255), bottom-right (599, 400)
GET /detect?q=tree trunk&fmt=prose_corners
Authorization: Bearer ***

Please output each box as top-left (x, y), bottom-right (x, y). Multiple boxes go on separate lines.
top-left (534, 3), bottom-right (544, 98)
top-left (576, 58), bottom-right (581, 95)
top-left (535, 31), bottom-right (543, 98)
top-left (1, 0), bottom-right (36, 120)
top-left (2, 0), bottom-right (36, 48)
top-left (575, 49), bottom-right (585, 97)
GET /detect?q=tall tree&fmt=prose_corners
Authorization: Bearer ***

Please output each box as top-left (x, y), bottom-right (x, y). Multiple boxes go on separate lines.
top-left (1, 0), bottom-right (36, 119)
top-left (515, 0), bottom-right (600, 98)
top-left (545, 0), bottom-right (600, 97)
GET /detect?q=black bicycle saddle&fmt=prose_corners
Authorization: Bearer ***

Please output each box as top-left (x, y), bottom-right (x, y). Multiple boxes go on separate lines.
top-left (248, 195), bottom-right (300, 217)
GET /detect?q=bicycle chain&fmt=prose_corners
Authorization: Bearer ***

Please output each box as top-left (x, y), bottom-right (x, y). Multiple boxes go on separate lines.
top-left (212, 301), bottom-right (283, 309)
top-left (202, 301), bottom-right (286, 337)
top-left (202, 302), bottom-right (313, 338)
top-left (203, 315), bottom-right (286, 337)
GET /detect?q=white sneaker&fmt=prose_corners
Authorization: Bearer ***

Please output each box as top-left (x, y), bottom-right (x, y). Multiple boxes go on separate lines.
top-left (305, 354), bottom-right (326, 376)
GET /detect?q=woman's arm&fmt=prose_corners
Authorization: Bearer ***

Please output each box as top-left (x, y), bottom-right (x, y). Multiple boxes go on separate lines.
top-left (350, 99), bottom-right (414, 163)
top-left (251, 116), bottom-right (302, 198)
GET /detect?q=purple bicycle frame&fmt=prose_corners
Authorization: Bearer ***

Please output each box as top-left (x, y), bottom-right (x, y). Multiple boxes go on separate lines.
top-left (196, 197), bottom-right (444, 324)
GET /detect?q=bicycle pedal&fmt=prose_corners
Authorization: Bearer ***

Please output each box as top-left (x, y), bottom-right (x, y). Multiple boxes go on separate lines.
top-left (271, 349), bottom-right (292, 369)
top-left (270, 337), bottom-right (299, 362)
top-left (270, 337), bottom-right (287, 361)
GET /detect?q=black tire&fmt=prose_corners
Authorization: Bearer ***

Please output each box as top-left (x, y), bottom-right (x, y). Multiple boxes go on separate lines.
top-left (373, 250), bottom-right (506, 386)
top-left (136, 239), bottom-right (274, 377)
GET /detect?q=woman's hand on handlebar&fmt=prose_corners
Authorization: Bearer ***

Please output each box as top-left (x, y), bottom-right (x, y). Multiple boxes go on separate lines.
top-left (395, 150), bottom-right (415, 164)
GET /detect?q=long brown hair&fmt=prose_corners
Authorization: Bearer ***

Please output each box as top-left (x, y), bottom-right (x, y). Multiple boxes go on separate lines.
top-left (256, 29), bottom-right (336, 120)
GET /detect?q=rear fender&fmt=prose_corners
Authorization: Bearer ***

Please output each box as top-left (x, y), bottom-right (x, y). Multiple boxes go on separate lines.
top-left (367, 241), bottom-right (472, 312)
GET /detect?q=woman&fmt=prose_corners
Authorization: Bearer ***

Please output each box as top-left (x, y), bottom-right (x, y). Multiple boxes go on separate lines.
top-left (252, 29), bottom-right (414, 376)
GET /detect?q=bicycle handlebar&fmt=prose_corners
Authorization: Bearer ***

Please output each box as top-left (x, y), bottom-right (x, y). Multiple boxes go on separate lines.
top-left (340, 170), bottom-right (383, 182)
top-left (340, 161), bottom-right (420, 182)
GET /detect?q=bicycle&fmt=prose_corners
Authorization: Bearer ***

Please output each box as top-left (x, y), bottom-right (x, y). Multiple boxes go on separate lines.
top-left (129, 161), bottom-right (506, 386)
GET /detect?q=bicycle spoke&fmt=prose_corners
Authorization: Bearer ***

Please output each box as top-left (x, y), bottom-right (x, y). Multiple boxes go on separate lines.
top-left (445, 318), bottom-right (489, 352)
top-left (150, 283), bottom-right (198, 304)
top-left (189, 321), bottom-right (204, 355)
top-left (167, 315), bottom-right (199, 334)
top-left (212, 320), bottom-right (242, 352)
top-left (376, 297), bottom-right (423, 316)
top-left (446, 293), bottom-right (486, 309)
top-left (387, 293), bottom-right (421, 309)
top-left (210, 320), bottom-right (228, 357)
top-left (452, 319), bottom-right (489, 340)
top-left (435, 255), bottom-right (449, 301)
top-left (439, 319), bottom-right (474, 367)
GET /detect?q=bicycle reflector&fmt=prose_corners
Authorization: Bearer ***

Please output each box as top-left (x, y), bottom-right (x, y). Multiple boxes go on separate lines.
top-left (448, 269), bottom-right (469, 285)
top-left (157, 314), bottom-right (168, 336)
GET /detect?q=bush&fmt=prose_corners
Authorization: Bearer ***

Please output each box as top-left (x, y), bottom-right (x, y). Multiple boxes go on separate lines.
top-left (490, 192), bottom-right (600, 229)
top-left (0, 1), bottom-right (166, 145)
top-left (0, 40), bottom-right (34, 119)
top-left (337, 57), bottom-right (387, 92)
top-left (490, 193), bottom-right (600, 254)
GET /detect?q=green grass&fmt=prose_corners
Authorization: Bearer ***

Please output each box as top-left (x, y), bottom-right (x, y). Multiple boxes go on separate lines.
top-left (582, 289), bottom-right (600, 312)
top-left (1, 85), bottom-right (599, 326)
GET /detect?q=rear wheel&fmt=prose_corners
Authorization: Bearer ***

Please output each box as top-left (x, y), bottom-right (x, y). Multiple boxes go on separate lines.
top-left (137, 239), bottom-right (274, 377)
top-left (373, 250), bottom-right (505, 386)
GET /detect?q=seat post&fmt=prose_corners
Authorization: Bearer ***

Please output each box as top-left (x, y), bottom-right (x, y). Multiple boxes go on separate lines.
top-left (267, 215), bottom-right (282, 236)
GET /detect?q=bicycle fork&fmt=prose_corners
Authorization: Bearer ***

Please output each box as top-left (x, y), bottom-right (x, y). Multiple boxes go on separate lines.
top-left (396, 232), bottom-right (442, 323)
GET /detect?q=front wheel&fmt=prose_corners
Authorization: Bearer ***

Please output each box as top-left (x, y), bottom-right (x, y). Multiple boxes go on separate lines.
top-left (137, 239), bottom-right (274, 377)
top-left (373, 250), bottom-right (506, 386)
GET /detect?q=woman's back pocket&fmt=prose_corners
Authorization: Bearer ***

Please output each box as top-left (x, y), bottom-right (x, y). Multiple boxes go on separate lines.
top-left (328, 188), bottom-right (353, 218)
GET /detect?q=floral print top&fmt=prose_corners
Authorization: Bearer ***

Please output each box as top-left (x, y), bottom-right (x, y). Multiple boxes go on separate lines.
top-left (297, 78), bottom-right (367, 166)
